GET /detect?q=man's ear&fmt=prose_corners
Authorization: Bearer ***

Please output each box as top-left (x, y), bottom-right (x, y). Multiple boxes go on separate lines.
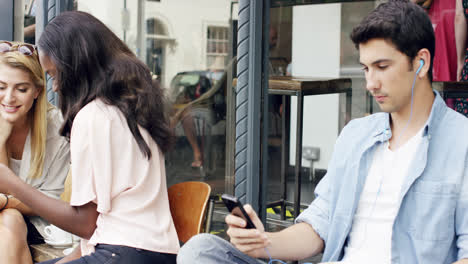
top-left (415, 48), bottom-right (431, 79)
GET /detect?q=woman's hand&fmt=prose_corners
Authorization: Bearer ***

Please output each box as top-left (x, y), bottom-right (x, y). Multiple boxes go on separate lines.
top-left (225, 204), bottom-right (270, 259)
top-left (0, 114), bottom-right (13, 145)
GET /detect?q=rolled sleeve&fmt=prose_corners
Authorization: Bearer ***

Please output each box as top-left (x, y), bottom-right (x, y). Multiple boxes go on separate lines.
top-left (296, 174), bottom-right (331, 243)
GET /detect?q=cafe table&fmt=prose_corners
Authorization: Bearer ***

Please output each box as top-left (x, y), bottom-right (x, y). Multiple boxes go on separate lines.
top-left (266, 76), bottom-right (352, 220)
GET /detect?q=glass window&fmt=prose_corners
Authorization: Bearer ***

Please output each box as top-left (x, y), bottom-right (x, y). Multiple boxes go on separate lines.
top-left (265, 1), bottom-right (378, 232)
top-left (141, 0), bottom-right (235, 201)
top-left (146, 18), bottom-right (169, 83)
top-left (76, 1), bottom-right (236, 228)
top-left (206, 26), bottom-right (229, 70)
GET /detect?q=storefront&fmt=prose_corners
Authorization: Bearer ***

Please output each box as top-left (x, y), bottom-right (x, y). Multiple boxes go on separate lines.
top-left (6, 0), bottom-right (468, 248)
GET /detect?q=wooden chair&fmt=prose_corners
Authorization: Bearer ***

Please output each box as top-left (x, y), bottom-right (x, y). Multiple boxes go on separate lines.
top-left (168, 181), bottom-right (211, 244)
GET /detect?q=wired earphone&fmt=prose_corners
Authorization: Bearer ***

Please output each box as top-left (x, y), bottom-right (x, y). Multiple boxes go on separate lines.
top-left (394, 58), bottom-right (424, 149)
top-left (264, 59), bottom-right (425, 264)
top-left (417, 59), bottom-right (425, 73)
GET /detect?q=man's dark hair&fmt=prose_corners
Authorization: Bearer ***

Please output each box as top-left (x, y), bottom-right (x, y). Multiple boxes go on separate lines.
top-left (350, 0), bottom-right (435, 81)
top-left (38, 11), bottom-right (173, 157)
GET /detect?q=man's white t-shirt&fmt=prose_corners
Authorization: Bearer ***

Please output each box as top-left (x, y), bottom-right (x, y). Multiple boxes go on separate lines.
top-left (341, 127), bottom-right (425, 263)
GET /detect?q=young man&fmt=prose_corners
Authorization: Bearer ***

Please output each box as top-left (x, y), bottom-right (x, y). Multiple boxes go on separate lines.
top-left (177, 1), bottom-right (468, 263)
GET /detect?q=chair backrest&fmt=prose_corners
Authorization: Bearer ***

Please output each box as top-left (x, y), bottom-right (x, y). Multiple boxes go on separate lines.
top-left (168, 181), bottom-right (211, 243)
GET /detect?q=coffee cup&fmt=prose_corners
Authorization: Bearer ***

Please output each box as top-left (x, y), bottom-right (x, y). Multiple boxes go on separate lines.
top-left (44, 225), bottom-right (72, 244)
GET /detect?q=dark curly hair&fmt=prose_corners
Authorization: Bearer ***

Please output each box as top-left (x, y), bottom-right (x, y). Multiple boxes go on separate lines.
top-left (350, 0), bottom-right (435, 81)
top-left (38, 11), bottom-right (172, 158)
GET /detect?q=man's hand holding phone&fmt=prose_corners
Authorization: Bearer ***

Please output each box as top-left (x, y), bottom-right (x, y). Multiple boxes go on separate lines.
top-left (222, 194), bottom-right (270, 259)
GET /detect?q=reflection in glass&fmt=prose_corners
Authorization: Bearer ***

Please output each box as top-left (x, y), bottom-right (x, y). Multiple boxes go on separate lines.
top-left (264, 2), bottom-right (379, 228)
top-left (207, 26), bottom-right (229, 70)
top-left (146, 18), bottom-right (171, 83)
top-left (142, 1), bottom-right (234, 200)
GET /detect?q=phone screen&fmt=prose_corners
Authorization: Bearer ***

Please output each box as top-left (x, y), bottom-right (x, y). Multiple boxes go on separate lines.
top-left (231, 206), bottom-right (249, 222)
top-left (222, 194), bottom-right (256, 229)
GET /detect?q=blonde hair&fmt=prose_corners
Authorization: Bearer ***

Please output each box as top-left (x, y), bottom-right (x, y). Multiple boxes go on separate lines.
top-left (0, 45), bottom-right (50, 179)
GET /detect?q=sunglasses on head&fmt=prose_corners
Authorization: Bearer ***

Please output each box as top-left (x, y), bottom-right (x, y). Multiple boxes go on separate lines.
top-left (0, 41), bottom-right (37, 56)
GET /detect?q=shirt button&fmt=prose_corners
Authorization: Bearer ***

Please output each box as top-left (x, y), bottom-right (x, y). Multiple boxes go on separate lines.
top-left (112, 253), bottom-right (116, 257)
top-left (428, 134), bottom-right (431, 140)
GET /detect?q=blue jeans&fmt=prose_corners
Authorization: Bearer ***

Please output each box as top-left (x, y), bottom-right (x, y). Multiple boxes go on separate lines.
top-left (177, 233), bottom-right (263, 264)
top-left (38, 244), bottom-right (176, 264)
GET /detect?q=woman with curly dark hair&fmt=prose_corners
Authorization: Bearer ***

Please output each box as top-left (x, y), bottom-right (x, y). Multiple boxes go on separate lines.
top-left (0, 11), bottom-right (178, 264)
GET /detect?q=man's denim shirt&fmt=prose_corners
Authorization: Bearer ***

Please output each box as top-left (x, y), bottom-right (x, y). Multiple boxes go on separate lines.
top-left (296, 92), bottom-right (468, 263)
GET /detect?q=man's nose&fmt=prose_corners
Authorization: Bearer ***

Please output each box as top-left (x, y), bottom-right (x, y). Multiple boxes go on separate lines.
top-left (365, 70), bottom-right (380, 92)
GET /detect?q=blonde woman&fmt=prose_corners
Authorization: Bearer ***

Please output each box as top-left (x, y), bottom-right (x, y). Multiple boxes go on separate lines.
top-left (0, 41), bottom-right (70, 264)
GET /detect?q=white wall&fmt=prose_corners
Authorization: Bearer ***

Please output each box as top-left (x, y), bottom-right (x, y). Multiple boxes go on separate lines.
top-left (291, 4), bottom-right (341, 170)
top-left (78, 0), bottom-right (143, 58)
top-left (77, 0), bottom-right (124, 39)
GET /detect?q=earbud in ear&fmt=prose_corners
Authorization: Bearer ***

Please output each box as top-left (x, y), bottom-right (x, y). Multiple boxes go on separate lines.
top-left (416, 59), bottom-right (424, 74)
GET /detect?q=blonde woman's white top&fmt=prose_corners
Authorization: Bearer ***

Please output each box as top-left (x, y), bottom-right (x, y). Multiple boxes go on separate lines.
top-left (16, 107), bottom-right (70, 237)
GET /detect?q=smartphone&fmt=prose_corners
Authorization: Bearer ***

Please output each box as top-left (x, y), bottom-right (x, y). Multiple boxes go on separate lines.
top-left (221, 194), bottom-right (256, 229)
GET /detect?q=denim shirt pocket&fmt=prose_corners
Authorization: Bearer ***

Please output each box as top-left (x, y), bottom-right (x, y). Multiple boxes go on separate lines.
top-left (405, 180), bottom-right (457, 241)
